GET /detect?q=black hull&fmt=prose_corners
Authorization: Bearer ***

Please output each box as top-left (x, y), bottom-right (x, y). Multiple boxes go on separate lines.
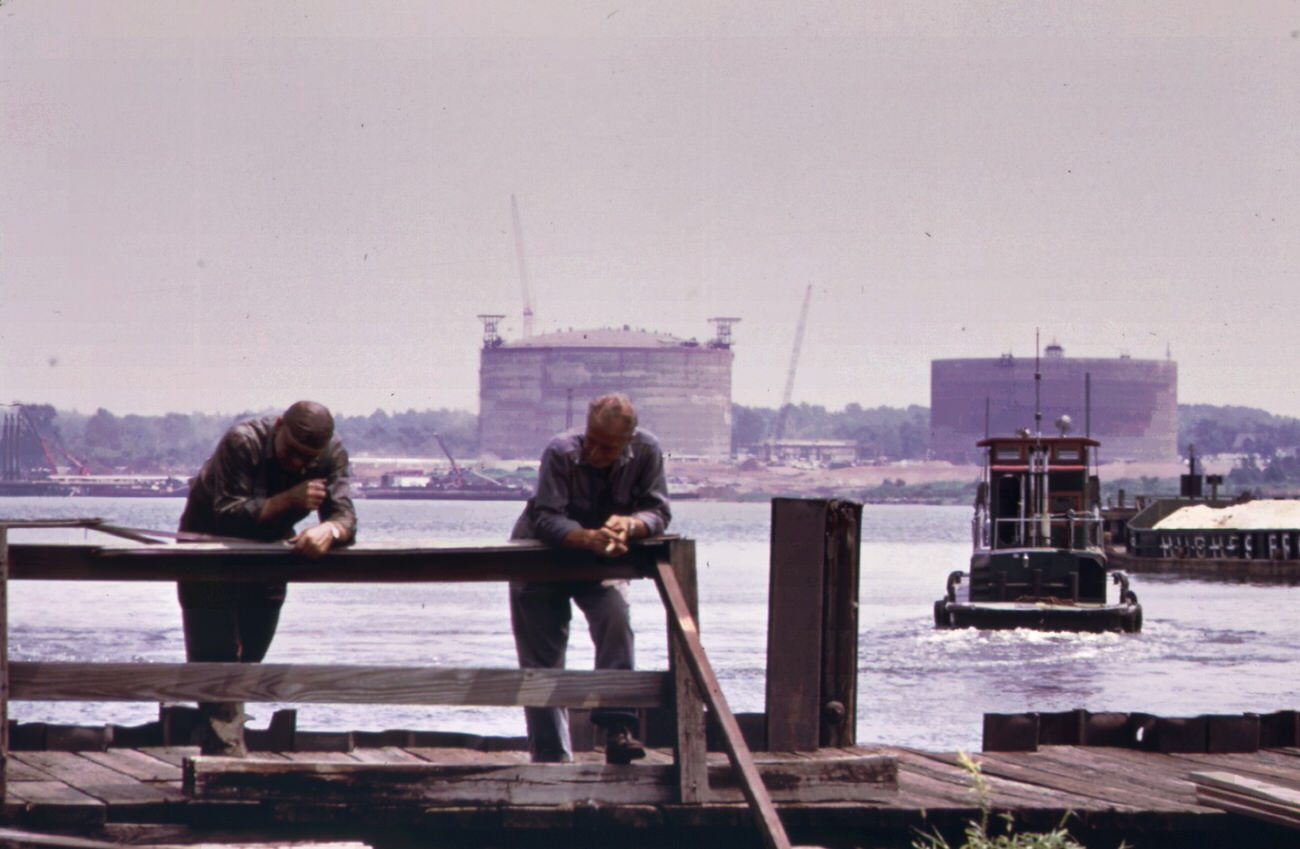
top-left (934, 599), bottom-right (1142, 633)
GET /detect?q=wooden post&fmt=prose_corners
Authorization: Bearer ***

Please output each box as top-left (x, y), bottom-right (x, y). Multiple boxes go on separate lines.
top-left (766, 499), bottom-right (861, 751)
top-left (655, 560), bottom-right (793, 849)
top-left (666, 538), bottom-right (707, 803)
top-left (0, 526), bottom-right (8, 806)
top-left (820, 500), bottom-right (860, 749)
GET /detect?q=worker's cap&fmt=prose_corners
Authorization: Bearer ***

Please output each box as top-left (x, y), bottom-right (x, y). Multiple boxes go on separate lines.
top-left (281, 401), bottom-right (334, 453)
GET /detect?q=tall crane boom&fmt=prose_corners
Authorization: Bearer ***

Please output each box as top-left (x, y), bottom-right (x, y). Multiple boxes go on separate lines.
top-left (774, 285), bottom-right (812, 441)
top-left (433, 431), bottom-right (466, 488)
top-left (511, 194), bottom-right (535, 338)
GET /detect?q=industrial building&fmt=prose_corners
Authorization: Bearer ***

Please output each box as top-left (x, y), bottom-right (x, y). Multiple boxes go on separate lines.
top-left (477, 318), bottom-right (736, 461)
top-left (930, 344), bottom-right (1178, 463)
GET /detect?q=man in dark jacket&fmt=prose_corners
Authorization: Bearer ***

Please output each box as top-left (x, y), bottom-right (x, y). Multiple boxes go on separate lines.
top-left (509, 393), bottom-right (671, 764)
top-left (178, 400), bottom-right (356, 756)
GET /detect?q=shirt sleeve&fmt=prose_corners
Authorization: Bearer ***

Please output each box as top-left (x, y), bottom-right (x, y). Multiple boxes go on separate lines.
top-left (206, 428), bottom-right (269, 537)
top-left (527, 442), bottom-right (584, 547)
top-left (319, 440), bottom-right (358, 543)
top-left (630, 441), bottom-right (671, 536)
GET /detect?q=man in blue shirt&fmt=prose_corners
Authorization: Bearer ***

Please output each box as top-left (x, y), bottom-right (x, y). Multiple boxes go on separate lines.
top-left (510, 394), bottom-right (671, 764)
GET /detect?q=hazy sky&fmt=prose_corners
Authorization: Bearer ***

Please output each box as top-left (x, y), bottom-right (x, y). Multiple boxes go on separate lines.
top-left (2, 2), bottom-right (1297, 418)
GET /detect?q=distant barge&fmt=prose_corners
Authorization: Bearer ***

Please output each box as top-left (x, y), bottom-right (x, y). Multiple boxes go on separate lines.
top-left (1109, 496), bottom-right (1300, 583)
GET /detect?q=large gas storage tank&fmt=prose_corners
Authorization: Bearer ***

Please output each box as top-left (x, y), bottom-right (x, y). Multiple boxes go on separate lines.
top-left (479, 326), bottom-right (734, 461)
top-left (930, 345), bottom-right (1178, 464)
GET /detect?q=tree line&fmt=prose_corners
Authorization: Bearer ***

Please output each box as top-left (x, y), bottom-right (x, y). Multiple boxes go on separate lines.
top-left (3, 405), bottom-right (478, 475)
top-left (3, 401), bottom-right (1300, 480)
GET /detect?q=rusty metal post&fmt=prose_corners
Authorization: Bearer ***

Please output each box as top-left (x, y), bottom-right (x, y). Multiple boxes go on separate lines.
top-left (766, 498), bottom-right (861, 752)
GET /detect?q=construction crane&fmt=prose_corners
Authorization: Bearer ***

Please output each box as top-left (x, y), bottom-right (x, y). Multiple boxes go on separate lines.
top-left (511, 194), bottom-right (535, 338)
top-left (433, 432), bottom-right (466, 489)
top-left (773, 285), bottom-right (813, 442)
top-left (16, 405), bottom-right (61, 476)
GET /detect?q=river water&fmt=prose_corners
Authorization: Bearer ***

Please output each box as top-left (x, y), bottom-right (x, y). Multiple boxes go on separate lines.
top-left (3, 497), bottom-right (1297, 753)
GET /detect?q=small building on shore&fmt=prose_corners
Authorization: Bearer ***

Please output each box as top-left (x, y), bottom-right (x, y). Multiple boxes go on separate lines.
top-left (752, 438), bottom-right (858, 466)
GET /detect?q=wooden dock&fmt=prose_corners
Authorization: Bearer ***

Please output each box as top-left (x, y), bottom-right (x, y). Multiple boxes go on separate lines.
top-left (3, 742), bottom-right (1299, 847)
top-left (1, 504), bottom-right (1298, 848)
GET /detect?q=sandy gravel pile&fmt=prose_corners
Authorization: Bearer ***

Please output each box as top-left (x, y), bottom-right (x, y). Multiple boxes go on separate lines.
top-left (1154, 501), bottom-right (1300, 530)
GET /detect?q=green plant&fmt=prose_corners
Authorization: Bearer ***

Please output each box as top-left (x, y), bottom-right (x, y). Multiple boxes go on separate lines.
top-left (911, 752), bottom-right (1129, 849)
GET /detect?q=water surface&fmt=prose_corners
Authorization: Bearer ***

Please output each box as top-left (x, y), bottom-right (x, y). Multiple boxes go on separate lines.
top-left (4, 497), bottom-right (1297, 752)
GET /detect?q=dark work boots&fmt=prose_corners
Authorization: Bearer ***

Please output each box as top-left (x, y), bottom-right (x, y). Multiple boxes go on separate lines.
top-left (605, 725), bottom-right (647, 765)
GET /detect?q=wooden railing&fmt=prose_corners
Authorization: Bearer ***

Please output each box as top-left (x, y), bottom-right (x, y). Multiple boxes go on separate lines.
top-left (0, 520), bottom-right (803, 849)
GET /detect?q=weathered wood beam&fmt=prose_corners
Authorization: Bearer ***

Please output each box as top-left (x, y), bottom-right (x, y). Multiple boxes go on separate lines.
top-left (1, 526), bottom-right (8, 804)
top-left (654, 559), bottom-right (794, 849)
top-left (185, 754), bottom-right (899, 807)
top-left (10, 663), bottom-right (669, 709)
top-left (667, 538), bottom-right (707, 804)
top-left (5, 540), bottom-right (672, 583)
top-left (0, 826), bottom-right (371, 849)
top-left (1192, 770), bottom-right (1300, 831)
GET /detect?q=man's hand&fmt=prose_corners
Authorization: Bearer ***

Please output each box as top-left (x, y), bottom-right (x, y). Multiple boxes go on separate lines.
top-left (602, 515), bottom-right (643, 541)
top-left (286, 479), bottom-right (328, 511)
top-left (258, 479), bottom-right (329, 525)
top-left (564, 526), bottom-right (629, 557)
top-left (290, 522), bottom-right (338, 559)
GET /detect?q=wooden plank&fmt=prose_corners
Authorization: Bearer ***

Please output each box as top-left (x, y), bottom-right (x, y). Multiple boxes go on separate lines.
top-left (404, 747), bottom-right (530, 765)
top-left (924, 751), bottom-right (1151, 811)
top-left (1197, 785), bottom-right (1300, 831)
top-left (0, 827), bottom-right (371, 849)
top-left (1192, 771), bottom-right (1300, 806)
top-left (655, 560), bottom-right (794, 849)
top-left (10, 752), bottom-right (179, 807)
top-left (1, 526), bottom-right (9, 804)
top-left (11, 662), bottom-right (668, 708)
top-left (6, 757), bottom-right (56, 782)
top-left (4, 780), bottom-right (107, 817)
top-left (765, 499), bottom-right (826, 753)
top-left (1160, 750), bottom-right (1300, 790)
top-left (891, 749), bottom-right (1108, 812)
top-left (280, 752), bottom-right (360, 764)
top-left (6, 539), bottom-right (669, 584)
top-left (135, 746), bottom-right (199, 768)
top-left (79, 749), bottom-right (182, 782)
top-left (1025, 746), bottom-right (1207, 808)
top-left (185, 754), bottom-right (896, 806)
top-left (667, 538), bottom-right (707, 804)
top-left (1192, 771), bottom-right (1300, 830)
top-left (347, 747), bottom-right (429, 765)
top-left (1034, 747), bottom-right (1207, 805)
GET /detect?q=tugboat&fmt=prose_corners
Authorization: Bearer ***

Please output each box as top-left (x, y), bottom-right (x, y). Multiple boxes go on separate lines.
top-left (935, 417), bottom-right (1142, 633)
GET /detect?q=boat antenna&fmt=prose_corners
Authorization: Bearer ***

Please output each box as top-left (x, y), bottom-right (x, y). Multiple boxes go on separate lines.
top-left (984, 396), bottom-right (990, 439)
top-left (1085, 371), bottom-right (1091, 438)
top-left (1034, 328), bottom-right (1042, 436)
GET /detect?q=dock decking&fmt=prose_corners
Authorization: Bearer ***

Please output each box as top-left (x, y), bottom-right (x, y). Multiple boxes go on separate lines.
top-left (5, 743), bottom-right (1299, 847)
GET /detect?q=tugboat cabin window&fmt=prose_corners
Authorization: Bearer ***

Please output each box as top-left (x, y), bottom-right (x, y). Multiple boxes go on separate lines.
top-left (1054, 447), bottom-right (1081, 462)
top-left (994, 446), bottom-right (1023, 463)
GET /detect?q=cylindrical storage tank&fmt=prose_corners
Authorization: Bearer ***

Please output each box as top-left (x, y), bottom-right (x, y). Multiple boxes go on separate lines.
top-left (930, 351), bottom-right (1177, 463)
top-left (479, 327), bottom-right (733, 461)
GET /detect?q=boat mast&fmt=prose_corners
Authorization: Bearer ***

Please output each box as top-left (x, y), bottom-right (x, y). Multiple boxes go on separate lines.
top-left (1032, 330), bottom-right (1049, 546)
